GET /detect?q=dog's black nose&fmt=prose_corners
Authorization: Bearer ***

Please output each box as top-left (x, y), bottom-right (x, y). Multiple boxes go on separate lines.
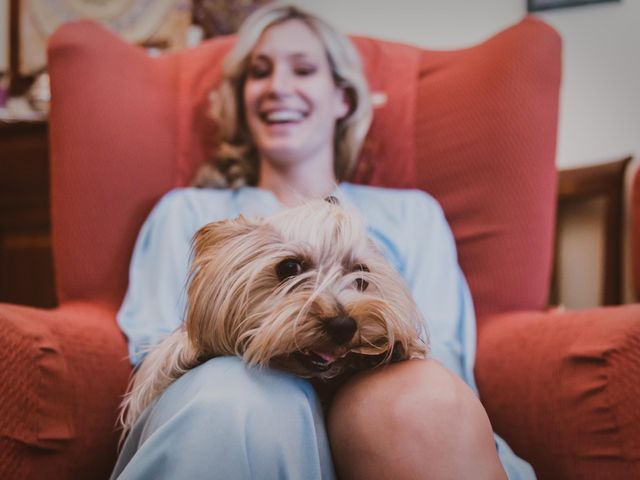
top-left (324, 316), bottom-right (357, 345)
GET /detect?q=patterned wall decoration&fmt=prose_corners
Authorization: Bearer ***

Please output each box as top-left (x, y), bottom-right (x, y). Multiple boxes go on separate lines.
top-left (17, 0), bottom-right (192, 76)
top-left (192, 0), bottom-right (271, 38)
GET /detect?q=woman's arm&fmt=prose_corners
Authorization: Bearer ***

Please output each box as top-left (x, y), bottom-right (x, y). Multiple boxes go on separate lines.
top-left (117, 190), bottom-right (198, 366)
top-left (401, 191), bottom-right (477, 388)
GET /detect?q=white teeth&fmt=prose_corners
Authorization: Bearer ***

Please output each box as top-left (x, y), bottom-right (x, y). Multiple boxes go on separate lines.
top-left (264, 110), bottom-right (305, 122)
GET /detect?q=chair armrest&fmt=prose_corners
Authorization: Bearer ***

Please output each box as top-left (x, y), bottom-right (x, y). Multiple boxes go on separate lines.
top-left (476, 305), bottom-right (640, 479)
top-left (0, 302), bottom-right (131, 479)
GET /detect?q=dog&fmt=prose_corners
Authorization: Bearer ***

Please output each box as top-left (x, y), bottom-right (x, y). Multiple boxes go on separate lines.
top-left (120, 197), bottom-right (428, 435)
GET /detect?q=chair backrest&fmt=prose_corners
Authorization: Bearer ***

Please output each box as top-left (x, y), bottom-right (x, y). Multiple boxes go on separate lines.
top-left (48, 17), bottom-right (561, 321)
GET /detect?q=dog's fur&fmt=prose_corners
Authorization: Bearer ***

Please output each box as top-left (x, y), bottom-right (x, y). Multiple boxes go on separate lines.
top-left (119, 199), bottom-right (428, 435)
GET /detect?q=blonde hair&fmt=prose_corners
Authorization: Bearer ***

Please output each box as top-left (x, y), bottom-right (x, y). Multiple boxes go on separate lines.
top-left (193, 2), bottom-right (373, 188)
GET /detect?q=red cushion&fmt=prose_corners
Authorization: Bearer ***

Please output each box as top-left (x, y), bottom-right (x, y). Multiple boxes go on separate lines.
top-left (407, 18), bottom-right (560, 320)
top-left (477, 306), bottom-right (640, 479)
top-left (351, 18), bottom-right (561, 320)
top-left (0, 303), bottom-right (130, 479)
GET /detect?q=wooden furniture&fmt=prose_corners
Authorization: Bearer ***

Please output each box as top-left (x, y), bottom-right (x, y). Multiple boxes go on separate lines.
top-left (0, 119), bottom-right (56, 307)
top-left (553, 156), bottom-right (633, 305)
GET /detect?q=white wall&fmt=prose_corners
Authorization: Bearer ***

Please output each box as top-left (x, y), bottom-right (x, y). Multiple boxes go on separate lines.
top-left (293, 0), bottom-right (640, 307)
top-left (292, 0), bottom-right (524, 49)
top-left (0, 0), bottom-right (8, 73)
top-left (536, 2), bottom-right (640, 168)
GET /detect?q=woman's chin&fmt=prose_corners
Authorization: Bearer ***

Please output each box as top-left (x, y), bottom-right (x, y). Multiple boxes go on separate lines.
top-left (257, 137), bottom-right (335, 169)
top-left (260, 147), bottom-right (304, 165)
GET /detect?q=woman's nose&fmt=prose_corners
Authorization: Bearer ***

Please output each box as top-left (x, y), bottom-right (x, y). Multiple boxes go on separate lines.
top-left (266, 66), bottom-right (293, 94)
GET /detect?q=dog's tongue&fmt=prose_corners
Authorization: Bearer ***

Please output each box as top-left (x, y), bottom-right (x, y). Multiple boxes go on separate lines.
top-left (314, 347), bottom-right (347, 364)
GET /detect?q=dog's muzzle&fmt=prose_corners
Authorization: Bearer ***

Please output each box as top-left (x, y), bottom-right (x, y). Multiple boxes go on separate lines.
top-left (323, 315), bottom-right (357, 345)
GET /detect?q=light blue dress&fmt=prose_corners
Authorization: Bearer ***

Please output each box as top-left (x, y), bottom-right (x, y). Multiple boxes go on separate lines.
top-left (112, 182), bottom-right (535, 479)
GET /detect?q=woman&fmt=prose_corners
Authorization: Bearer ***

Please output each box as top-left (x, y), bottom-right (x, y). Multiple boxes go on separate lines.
top-left (112, 3), bottom-right (534, 479)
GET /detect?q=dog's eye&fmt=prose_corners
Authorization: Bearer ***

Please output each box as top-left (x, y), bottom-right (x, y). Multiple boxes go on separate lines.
top-left (276, 258), bottom-right (305, 281)
top-left (353, 264), bottom-right (370, 291)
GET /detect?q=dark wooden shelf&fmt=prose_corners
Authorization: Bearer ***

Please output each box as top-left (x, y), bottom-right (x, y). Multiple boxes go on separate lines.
top-left (0, 119), bottom-right (56, 307)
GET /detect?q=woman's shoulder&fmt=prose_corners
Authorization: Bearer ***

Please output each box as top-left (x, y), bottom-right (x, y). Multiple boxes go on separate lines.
top-left (147, 187), bottom-right (237, 230)
top-left (153, 187), bottom-right (234, 215)
top-left (156, 187), bottom-right (233, 208)
top-left (340, 183), bottom-right (442, 215)
top-left (338, 184), bottom-right (450, 274)
top-left (340, 183), bottom-right (452, 247)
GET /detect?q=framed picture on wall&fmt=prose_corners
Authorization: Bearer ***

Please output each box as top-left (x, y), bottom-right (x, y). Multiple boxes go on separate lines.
top-left (10, 0), bottom-right (192, 80)
top-left (528, 0), bottom-right (620, 11)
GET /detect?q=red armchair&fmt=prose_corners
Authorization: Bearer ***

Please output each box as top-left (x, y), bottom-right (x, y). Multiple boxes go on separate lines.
top-left (1, 17), bottom-right (639, 480)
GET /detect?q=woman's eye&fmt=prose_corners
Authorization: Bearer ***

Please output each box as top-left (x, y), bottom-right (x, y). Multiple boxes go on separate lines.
top-left (276, 259), bottom-right (305, 281)
top-left (353, 264), bottom-right (370, 291)
top-left (248, 62), bottom-right (271, 79)
top-left (294, 64), bottom-right (317, 76)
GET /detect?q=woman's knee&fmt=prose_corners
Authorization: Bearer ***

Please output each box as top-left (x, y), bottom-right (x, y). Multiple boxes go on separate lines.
top-left (329, 359), bottom-right (474, 435)
top-left (328, 359), bottom-right (506, 479)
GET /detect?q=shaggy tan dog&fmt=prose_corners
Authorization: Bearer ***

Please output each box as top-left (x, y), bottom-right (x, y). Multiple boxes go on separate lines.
top-left (120, 198), bottom-right (427, 434)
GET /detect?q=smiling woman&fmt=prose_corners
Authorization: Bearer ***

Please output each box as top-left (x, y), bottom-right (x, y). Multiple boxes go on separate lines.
top-left (193, 4), bottom-right (372, 193)
top-left (243, 19), bottom-right (350, 203)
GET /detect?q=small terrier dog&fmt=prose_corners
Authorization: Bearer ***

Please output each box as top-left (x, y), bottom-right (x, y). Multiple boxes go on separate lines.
top-left (120, 198), bottom-right (428, 433)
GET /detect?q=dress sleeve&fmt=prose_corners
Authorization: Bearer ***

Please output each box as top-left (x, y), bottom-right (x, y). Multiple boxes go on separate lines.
top-left (401, 192), bottom-right (478, 390)
top-left (117, 190), bottom-right (197, 367)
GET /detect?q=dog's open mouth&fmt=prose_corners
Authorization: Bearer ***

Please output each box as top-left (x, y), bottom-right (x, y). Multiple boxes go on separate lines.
top-left (296, 347), bottom-right (348, 371)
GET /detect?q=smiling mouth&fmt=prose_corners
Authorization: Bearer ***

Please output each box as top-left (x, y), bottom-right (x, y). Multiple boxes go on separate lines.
top-left (259, 109), bottom-right (307, 124)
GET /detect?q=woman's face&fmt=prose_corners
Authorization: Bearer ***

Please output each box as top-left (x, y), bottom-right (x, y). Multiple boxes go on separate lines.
top-left (243, 19), bottom-right (349, 170)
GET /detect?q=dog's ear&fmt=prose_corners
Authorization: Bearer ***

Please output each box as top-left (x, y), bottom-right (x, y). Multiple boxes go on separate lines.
top-left (191, 215), bottom-right (261, 259)
top-left (186, 215), bottom-right (271, 358)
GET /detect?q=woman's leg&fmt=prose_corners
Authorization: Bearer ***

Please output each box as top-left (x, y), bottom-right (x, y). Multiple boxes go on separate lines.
top-left (112, 356), bottom-right (335, 480)
top-left (328, 359), bottom-right (507, 480)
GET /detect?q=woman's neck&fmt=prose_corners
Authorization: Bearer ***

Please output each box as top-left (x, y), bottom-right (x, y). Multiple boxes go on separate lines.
top-left (257, 157), bottom-right (339, 207)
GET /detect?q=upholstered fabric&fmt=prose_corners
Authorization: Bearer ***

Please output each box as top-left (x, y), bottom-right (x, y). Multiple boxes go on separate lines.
top-left (413, 21), bottom-right (560, 321)
top-left (477, 306), bottom-right (640, 479)
top-left (0, 303), bottom-right (130, 479)
top-left (352, 19), bottom-right (561, 321)
top-left (0, 15), bottom-right (638, 480)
